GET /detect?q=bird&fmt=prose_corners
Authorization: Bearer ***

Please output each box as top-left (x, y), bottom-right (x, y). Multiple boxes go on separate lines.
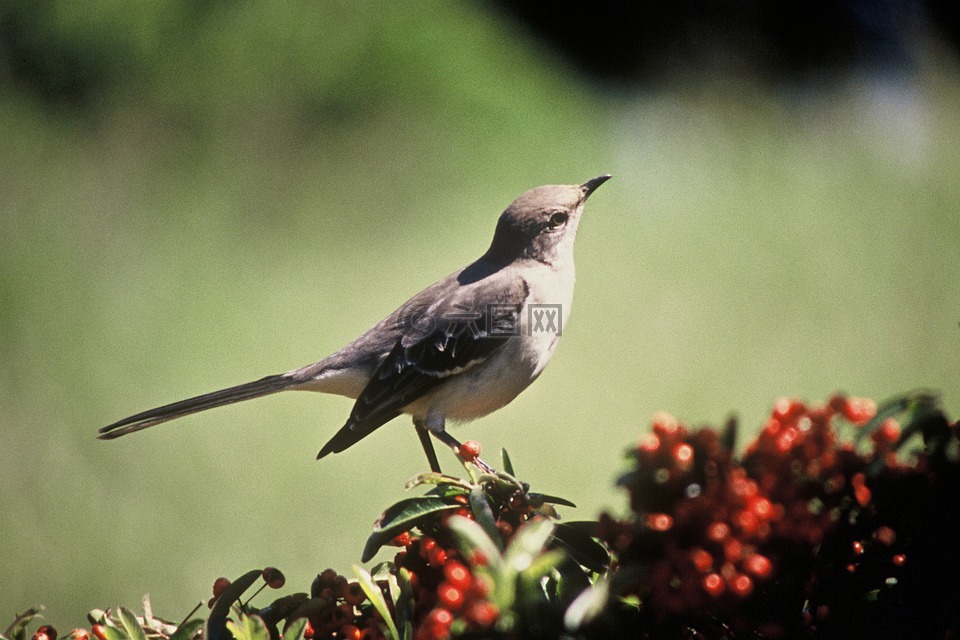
top-left (99, 175), bottom-right (611, 472)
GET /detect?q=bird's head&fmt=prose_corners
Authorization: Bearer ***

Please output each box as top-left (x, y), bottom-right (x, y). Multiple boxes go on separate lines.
top-left (485, 175), bottom-right (611, 266)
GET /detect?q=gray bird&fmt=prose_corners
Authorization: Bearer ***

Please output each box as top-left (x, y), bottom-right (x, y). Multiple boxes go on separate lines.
top-left (99, 175), bottom-right (611, 472)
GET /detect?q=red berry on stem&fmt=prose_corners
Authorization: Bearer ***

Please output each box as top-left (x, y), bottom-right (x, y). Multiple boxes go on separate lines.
top-left (213, 577), bottom-right (231, 597)
top-left (262, 566), bottom-right (286, 589)
top-left (70, 631), bottom-right (89, 640)
top-left (892, 553), bottom-right (907, 566)
top-left (459, 440), bottom-right (482, 462)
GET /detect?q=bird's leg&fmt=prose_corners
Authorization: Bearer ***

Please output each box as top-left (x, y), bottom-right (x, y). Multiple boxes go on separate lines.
top-left (413, 418), bottom-right (443, 473)
top-left (427, 423), bottom-right (497, 475)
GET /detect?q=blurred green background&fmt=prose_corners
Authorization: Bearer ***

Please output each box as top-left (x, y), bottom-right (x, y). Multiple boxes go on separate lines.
top-left (2, 0), bottom-right (959, 631)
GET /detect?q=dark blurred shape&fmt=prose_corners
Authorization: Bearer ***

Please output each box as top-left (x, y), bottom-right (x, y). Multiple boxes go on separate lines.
top-left (490, 0), bottom-right (954, 83)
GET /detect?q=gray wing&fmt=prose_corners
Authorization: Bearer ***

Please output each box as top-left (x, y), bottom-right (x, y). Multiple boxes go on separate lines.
top-left (316, 273), bottom-right (529, 458)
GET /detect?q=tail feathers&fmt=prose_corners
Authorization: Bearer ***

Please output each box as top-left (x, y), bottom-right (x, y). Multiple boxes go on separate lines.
top-left (316, 409), bottom-right (402, 459)
top-left (98, 374), bottom-right (294, 439)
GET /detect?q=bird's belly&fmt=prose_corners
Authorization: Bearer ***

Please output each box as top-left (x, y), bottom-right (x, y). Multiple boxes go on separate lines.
top-left (409, 331), bottom-right (560, 422)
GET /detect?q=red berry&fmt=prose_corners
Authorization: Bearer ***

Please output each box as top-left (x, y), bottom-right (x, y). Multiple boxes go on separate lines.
top-left (892, 553), bottom-right (907, 567)
top-left (262, 566), bottom-right (286, 589)
top-left (304, 621), bottom-right (315, 639)
top-left (35, 627), bottom-right (57, 640)
top-left (344, 582), bottom-right (367, 606)
top-left (672, 443), bottom-right (694, 470)
top-left (873, 525), bottom-right (897, 546)
top-left (843, 397), bottom-right (877, 424)
top-left (339, 625), bottom-right (362, 640)
top-left (443, 561), bottom-right (472, 590)
top-left (391, 532), bottom-right (412, 547)
top-left (730, 573), bottom-right (753, 598)
top-left (459, 441), bottom-right (482, 462)
top-left (743, 553), bottom-right (773, 579)
top-left (213, 577), bottom-right (231, 597)
top-left (702, 573), bottom-right (725, 597)
top-left (70, 630), bottom-right (90, 640)
top-left (437, 582), bottom-right (465, 612)
top-left (464, 601), bottom-right (499, 627)
top-left (644, 513), bottom-right (673, 532)
top-left (91, 626), bottom-right (108, 640)
top-left (707, 522), bottom-right (730, 542)
top-left (689, 547), bottom-right (713, 574)
top-left (852, 541), bottom-right (864, 555)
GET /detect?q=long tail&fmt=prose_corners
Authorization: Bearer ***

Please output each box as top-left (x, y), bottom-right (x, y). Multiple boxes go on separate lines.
top-left (98, 374), bottom-right (295, 439)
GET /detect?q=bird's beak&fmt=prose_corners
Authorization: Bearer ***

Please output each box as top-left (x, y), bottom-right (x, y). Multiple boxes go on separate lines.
top-left (580, 174), bottom-right (612, 200)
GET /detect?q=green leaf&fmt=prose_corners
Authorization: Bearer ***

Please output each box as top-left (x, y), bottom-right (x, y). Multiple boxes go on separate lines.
top-left (563, 573), bottom-right (611, 632)
top-left (469, 485), bottom-right (503, 552)
top-left (225, 614), bottom-right (270, 640)
top-left (551, 522), bottom-right (610, 574)
top-left (206, 570), bottom-right (264, 640)
top-left (404, 473), bottom-right (471, 492)
top-left (362, 496), bottom-right (460, 562)
top-left (279, 617), bottom-right (307, 640)
top-left (501, 449), bottom-right (516, 477)
top-left (353, 565), bottom-right (400, 640)
top-left (96, 623), bottom-right (127, 640)
top-left (168, 619), bottom-right (205, 640)
top-left (528, 493), bottom-right (577, 508)
top-left (4, 606), bottom-right (44, 640)
top-left (118, 608), bottom-right (147, 640)
top-left (504, 518), bottom-right (556, 574)
top-left (393, 568), bottom-right (415, 638)
top-left (447, 515), bottom-right (503, 573)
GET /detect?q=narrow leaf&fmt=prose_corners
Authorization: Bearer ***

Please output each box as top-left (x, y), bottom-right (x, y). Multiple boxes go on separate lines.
top-left (3, 606), bottom-right (44, 640)
top-left (501, 449), bottom-right (515, 477)
top-left (206, 570), bottom-right (264, 640)
top-left (564, 573), bottom-right (611, 631)
top-left (528, 493), bottom-right (577, 508)
top-left (279, 617), bottom-right (307, 640)
top-left (551, 522), bottom-right (610, 573)
top-left (363, 497), bottom-right (460, 562)
top-left (167, 619), bottom-right (204, 640)
top-left (118, 608), bottom-right (147, 640)
top-left (225, 614), bottom-right (270, 640)
top-left (504, 518), bottom-right (556, 574)
top-left (404, 473), bottom-right (471, 492)
top-left (353, 565), bottom-right (400, 640)
top-left (446, 515), bottom-right (502, 572)
top-left (469, 486), bottom-right (503, 552)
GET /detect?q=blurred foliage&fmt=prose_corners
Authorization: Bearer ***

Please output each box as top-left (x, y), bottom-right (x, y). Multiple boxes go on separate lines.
top-left (3, 0), bottom-right (960, 636)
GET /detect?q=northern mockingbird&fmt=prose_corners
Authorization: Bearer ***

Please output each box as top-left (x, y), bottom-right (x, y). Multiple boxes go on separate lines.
top-left (99, 175), bottom-right (611, 472)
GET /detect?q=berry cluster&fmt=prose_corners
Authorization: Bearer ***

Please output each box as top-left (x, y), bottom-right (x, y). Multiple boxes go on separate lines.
top-left (302, 569), bottom-right (376, 640)
top-left (600, 393), bottom-right (960, 638)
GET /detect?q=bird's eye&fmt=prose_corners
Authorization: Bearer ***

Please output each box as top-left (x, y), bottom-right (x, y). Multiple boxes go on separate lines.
top-left (547, 211), bottom-right (568, 228)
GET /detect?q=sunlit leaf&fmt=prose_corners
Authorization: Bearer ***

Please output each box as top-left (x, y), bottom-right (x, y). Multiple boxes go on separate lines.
top-left (352, 565), bottom-right (400, 640)
top-left (563, 573), bottom-right (611, 632)
top-left (225, 614), bottom-right (270, 640)
top-left (167, 619), bottom-right (204, 640)
top-left (279, 617), bottom-right (307, 640)
top-left (447, 515), bottom-right (502, 573)
top-left (118, 608), bottom-right (146, 640)
top-left (3, 606), bottom-right (44, 640)
top-left (528, 493), bottom-right (576, 508)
